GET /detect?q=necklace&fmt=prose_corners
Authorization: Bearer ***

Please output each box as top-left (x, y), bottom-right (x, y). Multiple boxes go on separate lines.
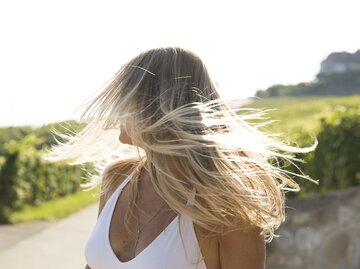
top-left (132, 200), bottom-right (168, 253)
top-left (131, 168), bottom-right (170, 253)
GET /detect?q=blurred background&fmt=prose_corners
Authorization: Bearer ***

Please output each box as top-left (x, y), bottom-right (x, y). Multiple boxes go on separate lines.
top-left (0, 0), bottom-right (359, 268)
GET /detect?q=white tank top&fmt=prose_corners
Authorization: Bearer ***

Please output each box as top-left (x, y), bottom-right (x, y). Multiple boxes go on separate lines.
top-left (84, 174), bottom-right (208, 269)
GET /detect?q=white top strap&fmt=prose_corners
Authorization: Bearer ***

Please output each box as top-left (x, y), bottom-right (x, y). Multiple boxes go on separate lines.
top-left (118, 174), bottom-right (132, 190)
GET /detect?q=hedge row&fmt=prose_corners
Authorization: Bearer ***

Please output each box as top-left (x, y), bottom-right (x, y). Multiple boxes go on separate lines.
top-left (287, 106), bottom-right (360, 197)
top-left (0, 134), bottom-right (90, 223)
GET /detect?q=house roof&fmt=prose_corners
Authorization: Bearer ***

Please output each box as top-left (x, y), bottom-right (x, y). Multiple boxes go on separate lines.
top-left (322, 50), bottom-right (360, 64)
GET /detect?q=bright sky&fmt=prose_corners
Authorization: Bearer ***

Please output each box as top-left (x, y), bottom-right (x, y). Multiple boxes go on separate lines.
top-left (1, 0), bottom-right (359, 127)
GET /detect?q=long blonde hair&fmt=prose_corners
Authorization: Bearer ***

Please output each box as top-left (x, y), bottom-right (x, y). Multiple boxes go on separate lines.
top-left (43, 47), bottom-right (318, 246)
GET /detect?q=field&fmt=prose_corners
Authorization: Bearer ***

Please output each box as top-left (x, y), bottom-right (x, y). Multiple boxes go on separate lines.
top-left (244, 95), bottom-right (360, 144)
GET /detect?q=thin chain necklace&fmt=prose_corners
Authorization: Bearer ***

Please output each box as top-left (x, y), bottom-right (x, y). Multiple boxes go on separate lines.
top-left (132, 200), bottom-right (168, 253)
top-left (131, 168), bottom-right (169, 253)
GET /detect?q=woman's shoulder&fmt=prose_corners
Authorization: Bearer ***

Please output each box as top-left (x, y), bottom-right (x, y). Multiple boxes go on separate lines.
top-left (96, 174), bottom-right (128, 219)
top-left (217, 225), bottom-right (265, 268)
top-left (97, 158), bottom-right (139, 217)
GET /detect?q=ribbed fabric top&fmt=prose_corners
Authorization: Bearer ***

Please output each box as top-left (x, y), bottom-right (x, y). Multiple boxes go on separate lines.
top-left (84, 174), bottom-right (207, 269)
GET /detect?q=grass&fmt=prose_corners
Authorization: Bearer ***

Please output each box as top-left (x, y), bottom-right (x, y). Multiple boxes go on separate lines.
top-left (9, 185), bottom-right (101, 224)
top-left (245, 95), bottom-right (360, 143)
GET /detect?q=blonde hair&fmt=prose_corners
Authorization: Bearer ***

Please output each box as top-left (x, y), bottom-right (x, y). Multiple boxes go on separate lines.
top-left (43, 47), bottom-right (318, 249)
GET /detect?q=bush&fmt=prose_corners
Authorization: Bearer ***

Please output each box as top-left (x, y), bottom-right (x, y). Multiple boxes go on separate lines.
top-left (0, 134), bottom-right (91, 223)
top-left (309, 106), bottom-right (360, 192)
top-left (286, 106), bottom-right (360, 198)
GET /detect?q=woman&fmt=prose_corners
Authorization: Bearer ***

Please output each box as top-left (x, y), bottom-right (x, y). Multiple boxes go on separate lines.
top-left (44, 47), bottom-right (317, 269)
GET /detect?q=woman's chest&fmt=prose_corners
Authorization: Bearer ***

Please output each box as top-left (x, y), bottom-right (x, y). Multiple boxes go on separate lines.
top-left (108, 184), bottom-right (220, 269)
top-left (109, 199), bottom-right (179, 263)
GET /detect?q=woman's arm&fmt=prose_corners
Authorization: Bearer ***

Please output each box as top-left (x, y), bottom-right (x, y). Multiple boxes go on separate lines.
top-left (218, 225), bottom-right (266, 269)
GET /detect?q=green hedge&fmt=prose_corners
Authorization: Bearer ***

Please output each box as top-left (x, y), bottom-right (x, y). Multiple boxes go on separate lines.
top-left (0, 134), bottom-right (91, 223)
top-left (309, 107), bottom-right (360, 191)
top-left (286, 106), bottom-right (360, 197)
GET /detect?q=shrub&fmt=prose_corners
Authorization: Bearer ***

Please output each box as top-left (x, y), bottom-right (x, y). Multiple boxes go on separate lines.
top-left (0, 134), bottom-right (91, 223)
top-left (287, 106), bottom-right (360, 198)
top-left (309, 106), bottom-right (360, 192)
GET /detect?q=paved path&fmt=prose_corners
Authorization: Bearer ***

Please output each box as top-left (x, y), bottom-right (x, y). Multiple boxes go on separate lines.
top-left (0, 203), bottom-right (98, 269)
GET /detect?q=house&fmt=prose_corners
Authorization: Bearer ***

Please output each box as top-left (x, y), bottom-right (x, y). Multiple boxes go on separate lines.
top-left (319, 50), bottom-right (360, 75)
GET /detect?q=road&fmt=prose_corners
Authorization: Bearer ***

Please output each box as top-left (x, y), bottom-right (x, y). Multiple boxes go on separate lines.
top-left (0, 203), bottom-right (98, 269)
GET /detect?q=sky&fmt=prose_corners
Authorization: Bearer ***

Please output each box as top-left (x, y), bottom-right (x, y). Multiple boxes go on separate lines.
top-left (0, 0), bottom-right (359, 127)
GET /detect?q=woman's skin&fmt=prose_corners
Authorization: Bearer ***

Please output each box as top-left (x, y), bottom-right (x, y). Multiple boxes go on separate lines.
top-left (85, 126), bottom-right (266, 269)
top-left (119, 124), bottom-right (133, 145)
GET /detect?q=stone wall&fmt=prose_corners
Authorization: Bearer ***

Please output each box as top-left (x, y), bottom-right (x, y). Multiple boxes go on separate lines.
top-left (266, 186), bottom-right (360, 269)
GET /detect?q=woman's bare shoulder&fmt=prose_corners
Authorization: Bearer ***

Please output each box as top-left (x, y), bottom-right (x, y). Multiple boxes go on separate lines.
top-left (192, 223), bottom-right (221, 269)
top-left (193, 222), bottom-right (265, 269)
top-left (96, 174), bottom-right (127, 218)
top-left (218, 225), bottom-right (266, 269)
top-left (97, 160), bottom-right (137, 218)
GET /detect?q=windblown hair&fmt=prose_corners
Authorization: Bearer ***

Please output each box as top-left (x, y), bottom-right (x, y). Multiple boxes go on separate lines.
top-left (43, 47), bottom-right (318, 248)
